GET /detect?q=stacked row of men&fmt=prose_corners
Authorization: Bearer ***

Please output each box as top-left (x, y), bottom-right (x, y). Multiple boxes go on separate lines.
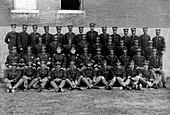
top-left (3, 23), bottom-right (167, 93)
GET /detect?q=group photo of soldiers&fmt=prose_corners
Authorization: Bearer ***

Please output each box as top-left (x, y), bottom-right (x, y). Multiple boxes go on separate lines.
top-left (3, 22), bottom-right (167, 93)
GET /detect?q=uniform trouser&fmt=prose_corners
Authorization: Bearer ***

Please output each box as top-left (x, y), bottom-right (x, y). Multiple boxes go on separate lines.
top-left (4, 78), bottom-right (24, 89)
top-left (50, 78), bottom-right (65, 90)
top-left (109, 77), bottom-right (130, 87)
top-left (151, 69), bottom-right (166, 83)
top-left (139, 76), bottom-right (161, 87)
top-left (93, 76), bottom-right (108, 86)
top-left (77, 75), bottom-right (92, 87)
top-left (28, 78), bottom-right (39, 88)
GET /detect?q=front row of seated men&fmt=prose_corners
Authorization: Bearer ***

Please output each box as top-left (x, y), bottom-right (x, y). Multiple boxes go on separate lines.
top-left (3, 46), bottom-right (166, 93)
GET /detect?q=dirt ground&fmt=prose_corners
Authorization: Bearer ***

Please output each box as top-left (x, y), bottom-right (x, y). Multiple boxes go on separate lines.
top-left (0, 78), bottom-right (169, 115)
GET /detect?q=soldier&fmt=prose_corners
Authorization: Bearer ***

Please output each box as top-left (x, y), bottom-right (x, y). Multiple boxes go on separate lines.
top-left (91, 36), bottom-right (103, 56)
top-left (63, 38), bottom-right (76, 56)
top-left (37, 46), bottom-right (51, 68)
top-left (121, 28), bottom-right (131, 50)
top-left (18, 24), bottom-right (30, 57)
top-left (106, 49), bottom-right (118, 69)
top-left (65, 25), bottom-right (76, 44)
top-left (54, 26), bottom-right (66, 45)
top-left (94, 60), bottom-right (114, 87)
top-left (111, 27), bottom-right (121, 48)
top-left (132, 48), bottom-right (145, 68)
top-left (77, 34), bottom-right (91, 55)
top-left (119, 48), bottom-right (131, 70)
top-left (86, 23), bottom-right (98, 45)
top-left (4, 24), bottom-right (18, 52)
top-left (50, 61), bottom-right (66, 92)
top-left (148, 48), bottom-right (167, 88)
top-left (51, 46), bottom-right (67, 69)
top-left (30, 24), bottom-right (41, 50)
top-left (93, 48), bottom-right (105, 67)
top-left (130, 39), bottom-right (141, 58)
top-left (99, 26), bottom-right (110, 47)
top-left (104, 36), bottom-right (116, 56)
top-left (42, 26), bottom-right (53, 53)
top-left (116, 40), bottom-right (127, 58)
top-left (130, 28), bottom-right (140, 47)
top-left (23, 46), bottom-right (36, 66)
top-left (139, 27), bottom-right (151, 55)
top-left (3, 62), bottom-right (23, 93)
top-left (22, 61), bottom-right (36, 91)
top-left (110, 60), bottom-right (131, 90)
top-left (74, 26), bottom-right (84, 46)
top-left (152, 29), bottom-right (165, 66)
top-left (49, 35), bottom-right (62, 57)
top-left (67, 46), bottom-right (79, 68)
top-left (144, 40), bottom-right (155, 60)
top-left (34, 36), bottom-right (46, 56)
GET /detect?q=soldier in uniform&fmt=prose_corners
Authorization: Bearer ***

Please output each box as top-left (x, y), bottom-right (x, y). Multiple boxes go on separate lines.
top-left (91, 36), bottom-right (103, 56)
top-left (77, 34), bottom-right (91, 55)
top-left (54, 26), bottom-right (66, 45)
top-left (130, 28), bottom-right (140, 47)
top-left (37, 46), bottom-right (51, 68)
top-left (86, 23), bottom-right (98, 45)
top-left (18, 24), bottom-right (30, 57)
top-left (119, 48), bottom-right (131, 70)
top-left (65, 25), bottom-right (76, 44)
top-left (34, 36), bottom-right (46, 56)
top-left (144, 40), bottom-right (155, 60)
top-left (42, 26), bottom-right (54, 53)
top-left (132, 48), bottom-right (145, 68)
top-left (93, 48), bottom-right (105, 67)
top-left (130, 39), bottom-right (141, 58)
top-left (148, 48), bottom-right (167, 88)
top-left (50, 61), bottom-right (66, 92)
top-left (49, 35), bottom-right (62, 57)
top-left (111, 27), bottom-right (121, 48)
top-left (63, 38), bottom-right (76, 56)
top-left (51, 46), bottom-right (67, 69)
top-left (121, 28), bottom-right (131, 50)
top-left (99, 26), bottom-right (110, 47)
top-left (74, 26), bottom-right (84, 46)
top-left (139, 27), bottom-right (151, 55)
top-left (4, 62), bottom-right (23, 93)
top-left (67, 46), bottom-right (79, 68)
top-left (116, 40), bottom-right (127, 58)
top-left (30, 24), bottom-right (41, 51)
top-left (23, 46), bottom-right (36, 66)
top-left (106, 49), bottom-right (118, 69)
top-left (104, 36), bottom-right (116, 56)
top-left (4, 24), bottom-right (18, 52)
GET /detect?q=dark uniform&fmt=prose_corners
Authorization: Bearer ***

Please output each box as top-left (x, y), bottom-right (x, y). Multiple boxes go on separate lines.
top-left (67, 53), bottom-right (79, 68)
top-left (4, 24), bottom-right (18, 51)
top-left (93, 48), bottom-right (105, 66)
top-left (74, 27), bottom-right (84, 46)
top-left (130, 39), bottom-right (142, 58)
top-left (65, 25), bottom-right (76, 44)
top-left (106, 50), bottom-right (118, 68)
top-left (42, 26), bottom-right (54, 53)
top-left (119, 49), bottom-right (131, 69)
top-left (121, 28), bottom-right (131, 49)
top-left (23, 46), bottom-right (36, 65)
top-left (86, 23), bottom-right (98, 45)
top-left (79, 47), bottom-right (92, 67)
top-left (37, 51), bottom-right (51, 67)
top-left (99, 27), bottom-right (110, 47)
top-left (132, 48), bottom-right (145, 67)
top-left (144, 41), bottom-right (155, 60)
top-left (54, 26), bottom-right (66, 45)
top-left (91, 36), bottom-right (103, 56)
top-left (34, 37), bottom-right (46, 56)
top-left (104, 37), bottom-right (116, 56)
top-left (66, 67), bottom-right (81, 82)
top-left (51, 67), bottom-right (66, 80)
top-left (111, 27), bottom-right (121, 47)
top-left (130, 28), bottom-right (140, 47)
top-left (63, 39), bottom-right (76, 55)
top-left (52, 53), bottom-right (67, 68)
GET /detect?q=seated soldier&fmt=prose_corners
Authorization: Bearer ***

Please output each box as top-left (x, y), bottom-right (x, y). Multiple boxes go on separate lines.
top-left (93, 48), bottom-right (105, 67)
top-left (33, 61), bottom-right (51, 92)
top-left (63, 38), bottom-right (76, 56)
top-left (148, 48), bottom-right (167, 88)
top-left (34, 36), bottom-right (46, 57)
top-left (91, 36), bottom-right (103, 56)
top-left (116, 40), bottom-right (127, 58)
top-left (67, 46), bottom-right (79, 68)
top-left (3, 62), bottom-right (23, 93)
top-left (130, 39), bottom-right (141, 58)
top-left (104, 36), bottom-right (116, 56)
top-left (23, 46), bottom-right (36, 66)
top-left (22, 61), bottom-right (36, 91)
top-left (93, 60), bottom-right (114, 87)
top-left (119, 48), bottom-right (131, 70)
top-left (50, 61), bottom-right (66, 92)
top-left (144, 40), bottom-right (155, 60)
top-left (109, 60), bottom-right (131, 90)
top-left (106, 49), bottom-right (118, 69)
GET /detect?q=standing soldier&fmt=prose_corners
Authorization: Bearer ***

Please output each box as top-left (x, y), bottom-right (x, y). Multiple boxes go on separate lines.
top-left (99, 26), bottom-right (110, 47)
top-left (106, 49), bottom-right (118, 69)
top-left (130, 28), bottom-right (140, 47)
top-left (104, 36), bottom-right (116, 56)
top-left (51, 46), bottom-right (67, 69)
top-left (93, 48), bottom-right (105, 67)
top-left (34, 36), bottom-right (46, 56)
top-left (3, 62), bottom-right (23, 93)
top-left (144, 40), bottom-right (155, 60)
top-left (49, 35), bottom-right (62, 57)
top-left (139, 27), bottom-right (151, 55)
top-left (132, 48), bottom-right (145, 68)
top-left (86, 23), bottom-right (98, 45)
top-left (121, 28), bottom-right (131, 50)
top-left (54, 26), bottom-right (65, 45)
top-left (30, 24), bottom-right (41, 51)
top-left (65, 25), bottom-right (76, 44)
top-left (74, 27), bottom-right (84, 46)
top-left (111, 27), bottom-right (121, 48)
top-left (148, 48), bottom-right (167, 88)
top-left (23, 46), bottom-right (36, 66)
top-left (116, 40), bottom-right (127, 58)
top-left (50, 61), bottom-right (66, 92)
top-left (42, 26), bottom-right (53, 53)
top-left (130, 39), bottom-right (141, 58)
top-left (91, 36), bottom-right (103, 56)
top-left (119, 48), bottom-right (131, 70)
top-left (18, 24), bottom-right (30, 57)
top-left (4, 24), bottom-right (18, 53)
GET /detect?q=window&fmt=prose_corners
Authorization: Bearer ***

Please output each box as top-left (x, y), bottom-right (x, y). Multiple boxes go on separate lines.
top-left (11, 0), bottom-right (39, 14)
top-left (61, 0), bottom-right (81, 10)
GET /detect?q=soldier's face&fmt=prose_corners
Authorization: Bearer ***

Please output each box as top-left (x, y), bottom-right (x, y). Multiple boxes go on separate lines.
top-left (33, 28), bottom-right (37, 32)
top-left (124, 31), bottom-right (128, 35)
top-left (38, 39), bottom-right (42, 43)
top-left (156, 31), bottom-right (160, 36)
top-left (102, 29), bottom-right (107, 33)
top-left (97, 51), bottom-right (101, 55)
top-left (56, 65), bottom-right (61, 69)
top-left (56, 48), bottom-right (62, 53)
top-left (96, 38), bottom-right (100, 43)
top-left (110, 51), bottom-right (114, 55)
top-left (130, 64), bottom-right (134, 68)
top-left (137, 51), bottom-right (141, 55)
top-left (70, 65), bottom-right (75, 69)
top-left (143, 29), bottom-right (147, 34)
top-left (44, 28), bottom-right (49, 33)
top-left (79, 28), bottom-right (83, 33)
top-left (113, 30), bottom-right (117, 34)
top-left (120, 42), bottom-right (124, 46)
top-left (42, 49), bottom-right (46, 53)
top-left (90, 26), bottom-right (95, 31)
top-left (22, 28), bottom-right (27, 32)
top-left (71, 48), bottom-right (76, 54)
top-left (11, 49), bottom-right (17, 53)
top-left (68, 27), bottom-right (73, 32)
top-left (68, 40), bottom-right (72, 44)
top-left (153, 51), bottom-right (157, 55)
top-left (11, 27), bottom-right (16, 32)
top-left (134, 42), bottom-right (138, 46)
top-left (131, 30), bottom-right (136, 35)
top-left (144, 65), bottom-right (148, 70)
top-left (57, 29), bottom-right (61, 33)
top-left (117, 65), bottom-right (121, 68)
top-left (27, 49), bottom-right (31, 53)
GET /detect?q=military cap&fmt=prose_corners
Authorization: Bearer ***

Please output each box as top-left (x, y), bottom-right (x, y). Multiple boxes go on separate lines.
top-left (90, 23), bottom-right (95, 27)
top-left (102, 26), bottom-right (107, 30)
top-left (129, 60), bottom-right (135, 65)
top-left (112, 27), bottom-right (118, 30)
top-left (131, 28), bottom-right (136, 31)
top-left (143, 60), bottom-right (149, 65)
top-left (10, 24), bottom-right (17, 28)
top-left (134, 39), bottom-right (139, 43)
top-left (87, 62), bottom-right (92, 67)
top-left (116, 60), bottom-right (121, 65)
top-left (11, 62), bottom-right (18, 66)
top-left (152, 48), bottom-right (157, 52)
top-left (155, 29), bottom-right (161, 32)
top-left (70, 61), bottom-right (75, 65)
top-left (148, 40), bottom-right (153, 44)
top-left (123, 28), bottom-right (129, 32)
top-left (11, 46), bottom-right (17, 50)
top-left (119, 39), bottom-right (124, 43)
top-left (42, 46), bottom-right (46, 49)
top-left (78, 26), bottom-right (84, 29)
top-left (82, 34), bottom-right (86, 38)
top-left (67, 25), bottom-right (73, 27)
top-left (143, 27), bottom-right (148, 30)
top-left (44, 26), bottom-right (49, 29)
top-left (96, 47), bottom-right (101, 51)
top-left (136, 48), bottom-right (141, 52)
top-left (56, 26), bottom-right (62, 30)
top-left (123, 47), bottom-right (128, 52)
top-left (22, 24), bottom-right (28, 28)
top-left (55, 61), bottom-right (61, 65)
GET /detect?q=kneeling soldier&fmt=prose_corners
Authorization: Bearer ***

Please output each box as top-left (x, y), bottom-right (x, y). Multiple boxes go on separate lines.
top-left (50, 61), bottom-right (66, 92)
top-left (4, 62), bottom-right (23, 93)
